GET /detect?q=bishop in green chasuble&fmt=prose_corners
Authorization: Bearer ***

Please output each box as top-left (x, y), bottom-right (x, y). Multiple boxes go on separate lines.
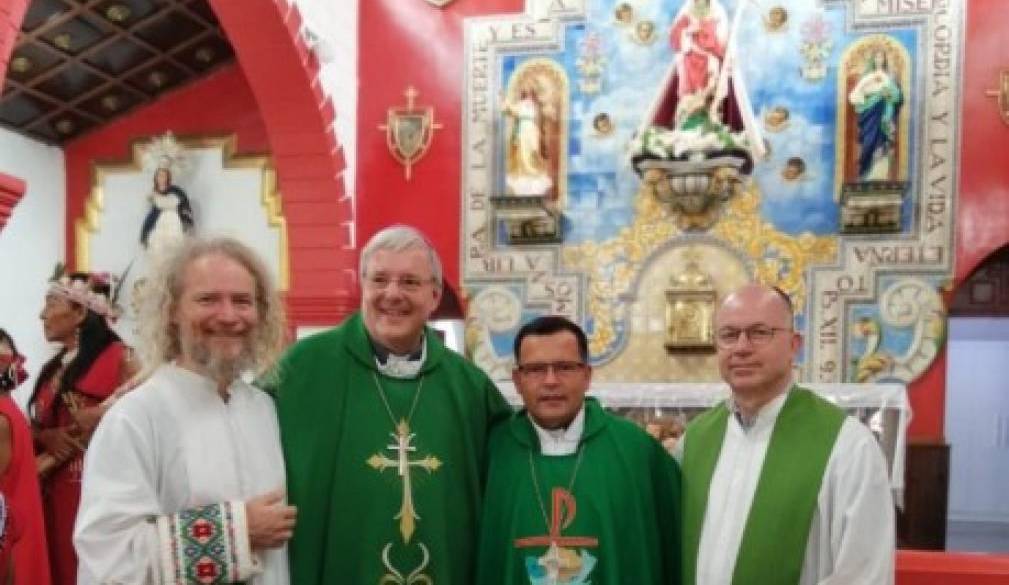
top-left (477, 398), bottom-right (682, 585)
top-left (274, 312), bottom-right (511, 585)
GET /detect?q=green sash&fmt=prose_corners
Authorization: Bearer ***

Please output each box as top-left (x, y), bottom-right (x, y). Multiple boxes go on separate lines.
top-left (682, 387), bottom-right (846, 585)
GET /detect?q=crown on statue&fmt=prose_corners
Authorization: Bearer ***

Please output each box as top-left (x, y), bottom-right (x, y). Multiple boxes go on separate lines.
top-left (141, 131), bottom-right (188, 177)
top-left (47, 264), bottom-right (122, 321)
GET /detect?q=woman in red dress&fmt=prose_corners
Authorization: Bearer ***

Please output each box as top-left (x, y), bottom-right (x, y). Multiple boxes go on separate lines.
top-left (0, 327), bottom-right (51, 585)
top-left (29, 273), bottom-right (134, 585)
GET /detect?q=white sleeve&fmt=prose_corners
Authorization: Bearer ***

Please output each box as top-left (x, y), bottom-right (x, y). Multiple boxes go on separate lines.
top-left (74, 403), bottom-right (260, 584)
top-left (75, 403), bottom-right (164, 584)
top-left (814, 418), bottom-right (896, 585)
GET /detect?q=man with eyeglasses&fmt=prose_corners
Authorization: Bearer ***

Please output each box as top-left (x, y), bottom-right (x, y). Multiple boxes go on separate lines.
top-left (678, 284), bottom-right (894, 585)
top-left (271, 225), bottom-right (511, 585)
top-left (476, 315), bottom-right (681, 585)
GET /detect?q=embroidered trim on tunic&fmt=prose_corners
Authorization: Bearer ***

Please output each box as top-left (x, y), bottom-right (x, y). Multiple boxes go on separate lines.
top-left (156, 500), bottom-right (259, 584)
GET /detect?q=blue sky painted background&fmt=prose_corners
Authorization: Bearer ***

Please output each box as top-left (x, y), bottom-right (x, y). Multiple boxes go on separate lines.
top-left (498, 0), bottom-right (918, 244)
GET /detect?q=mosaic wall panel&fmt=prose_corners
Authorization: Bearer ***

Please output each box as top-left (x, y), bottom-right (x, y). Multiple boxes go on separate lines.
top-left (461, 0), bottom-right (962, 383)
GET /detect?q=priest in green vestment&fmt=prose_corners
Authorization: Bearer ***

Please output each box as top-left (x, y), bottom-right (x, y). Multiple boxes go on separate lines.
top-left (271, 226), bottom-right (512, 585)
top-left (477, 316), bottom-right (682, 585)
top-left (679, 284), bottom-right (894, 585)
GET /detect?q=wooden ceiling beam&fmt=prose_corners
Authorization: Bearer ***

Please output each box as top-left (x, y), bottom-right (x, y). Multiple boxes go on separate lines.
top-left (14, 0), bottom-right (94, 46)
top-left (29, 28), bottom-right (220, 131)
top-left (96, 7), bottom-right (201, 77)
top-left (1, 1), bottom-right (232, 142)
top-left (6, 77), bottom-right (105, 125)
top-left (175, 1), bottom-right (215, 30)
top-left (18, 2), bottom-right (192, 96)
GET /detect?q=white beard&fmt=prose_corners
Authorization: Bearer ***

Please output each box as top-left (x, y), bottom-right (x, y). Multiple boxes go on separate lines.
top-left (181, 334), bottom-right (256, 383)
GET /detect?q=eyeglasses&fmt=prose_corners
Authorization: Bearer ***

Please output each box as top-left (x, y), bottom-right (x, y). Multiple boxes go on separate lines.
top-left (364, 274), bottom-right (434, 293)
top-left (516, 361), bottom-right (587, 379)
top-left (715, 325), bottom-right (792, 348)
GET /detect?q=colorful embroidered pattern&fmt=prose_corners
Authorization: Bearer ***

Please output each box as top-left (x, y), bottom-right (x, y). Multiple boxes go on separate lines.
top-left (524, 546), bottom-right (597, 585)
top-left (164, 502), bottom-right (241, 584)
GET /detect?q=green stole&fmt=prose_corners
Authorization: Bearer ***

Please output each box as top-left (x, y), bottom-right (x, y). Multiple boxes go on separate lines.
top-left (682, 386), bottom-right (845, 585)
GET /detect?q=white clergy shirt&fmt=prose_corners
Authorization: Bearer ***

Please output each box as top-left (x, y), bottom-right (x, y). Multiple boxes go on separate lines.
top-left (530, 404), bottom-right (586, 456)
top-left (676, 389), bottom-right (895, 585)
top-left (74, 363), bottom-right (289, 585)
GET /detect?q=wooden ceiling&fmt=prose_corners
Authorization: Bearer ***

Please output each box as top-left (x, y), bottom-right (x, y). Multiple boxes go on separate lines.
top-left (1, 0), bottom-right (235, 144)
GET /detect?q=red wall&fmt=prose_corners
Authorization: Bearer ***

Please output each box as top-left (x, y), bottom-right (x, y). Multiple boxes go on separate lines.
top-left (906, 0), bottom-right (1009, 439)
top-left (356, 1), bottom-right (1009, 440)
top-left (356, 0), bottom-right (524, 292)
top-left (956, 0), bottom-right (1009, 285)
top-left (211, 0), bottom-right (355, 324)
top-left (63, 64), bottom-right (270, 267)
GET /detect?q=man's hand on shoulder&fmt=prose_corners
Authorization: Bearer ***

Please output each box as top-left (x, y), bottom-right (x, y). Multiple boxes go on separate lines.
top-left (245, 489), bottom-right (297, 550)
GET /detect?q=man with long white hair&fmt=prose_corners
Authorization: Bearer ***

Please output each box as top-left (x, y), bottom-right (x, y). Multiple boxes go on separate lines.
top-left (74, 237), bottom-right (295, 584)
top-left (272, 225), bottom-right (512, 584)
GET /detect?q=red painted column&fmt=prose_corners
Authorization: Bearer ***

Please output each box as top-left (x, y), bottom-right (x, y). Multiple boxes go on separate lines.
top-left (956, 0), bottom-right (1009, 283)
top-left (0, 0), bottom-right (29, 240)
top-left (210, 0), bottom-right (356, 325)
top-left (907, 0), bottom-right (1009, 440)
top-left (0, 171), bottom-right (26, 233)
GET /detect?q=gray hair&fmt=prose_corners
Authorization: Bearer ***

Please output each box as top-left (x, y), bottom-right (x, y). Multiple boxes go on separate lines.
top-left (135, 237), bottom-right (287, 378)
top-left (359, 225), bottom-right (443, 288)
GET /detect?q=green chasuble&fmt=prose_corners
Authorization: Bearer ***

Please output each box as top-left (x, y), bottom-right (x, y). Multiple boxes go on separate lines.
top-left (681, 386), bottom-right (845, 585)
top-left (477, 398), bottom-right (682, 585)
top-left (272, 312), bottom-right (512, 585)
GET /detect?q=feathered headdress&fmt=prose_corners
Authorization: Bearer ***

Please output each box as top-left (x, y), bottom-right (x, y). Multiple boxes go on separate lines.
top-left (47, 264), bottom-right (123, 322)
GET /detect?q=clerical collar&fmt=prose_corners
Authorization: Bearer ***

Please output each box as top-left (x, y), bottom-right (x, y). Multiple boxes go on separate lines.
top-left (370, 334), bottom-right (426, 379)
top-left (727, 380), bottom-right (793, 432)
top-left (529, 404), bottom-right (585, 456)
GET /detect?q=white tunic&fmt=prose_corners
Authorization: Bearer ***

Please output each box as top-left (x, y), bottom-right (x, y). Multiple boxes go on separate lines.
top-left (74, 364), bottom-right (289, 585)
top-left (677, 391), bottom-right (895, 585)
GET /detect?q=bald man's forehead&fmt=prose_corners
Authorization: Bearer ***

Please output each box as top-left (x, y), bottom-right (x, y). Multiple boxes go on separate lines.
top-left (717, 289), bottom-right (793, 326)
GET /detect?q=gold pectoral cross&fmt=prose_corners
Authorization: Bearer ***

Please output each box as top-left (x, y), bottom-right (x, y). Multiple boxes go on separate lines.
top-left (367, 420), bottom-right (442, 543)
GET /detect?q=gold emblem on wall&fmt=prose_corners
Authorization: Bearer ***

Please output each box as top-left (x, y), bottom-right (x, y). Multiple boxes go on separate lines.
top-left (562, 183), bottom-right (837, 360)
top-left (664, 249), bottom-right (716, 352)
top-left (378, 86), bottom-right (443, 180)
top-left (985, 70), bottom-right (1009, 126)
